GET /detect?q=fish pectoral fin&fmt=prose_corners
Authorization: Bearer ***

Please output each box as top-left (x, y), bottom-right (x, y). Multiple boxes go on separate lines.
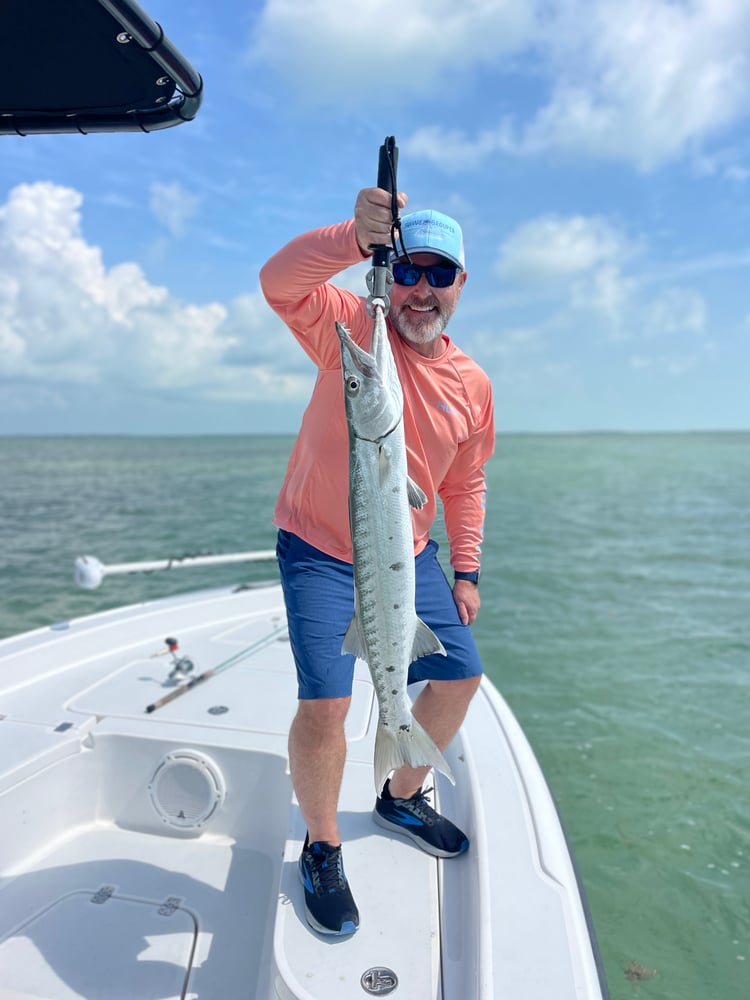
top-left (377, 444), bottom-right (393, 488)
top-left (406, 477), bottom-right (429, 510)
top-left (342, 615), bottom-right (368, 661)
top-left (411, 617), bottom-right (447, 661)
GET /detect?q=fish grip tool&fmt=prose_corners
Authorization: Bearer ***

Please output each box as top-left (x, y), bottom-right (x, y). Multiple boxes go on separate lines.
top-left (366, 135), bottom-right (407, 318)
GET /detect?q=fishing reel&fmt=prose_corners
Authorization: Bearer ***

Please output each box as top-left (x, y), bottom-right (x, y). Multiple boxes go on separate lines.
top-left (164, 636), bottom-right (195, 682)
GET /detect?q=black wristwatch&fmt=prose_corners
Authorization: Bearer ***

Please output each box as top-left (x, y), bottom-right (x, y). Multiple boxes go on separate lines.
top-left (454, 570), bottom-right (480, 585)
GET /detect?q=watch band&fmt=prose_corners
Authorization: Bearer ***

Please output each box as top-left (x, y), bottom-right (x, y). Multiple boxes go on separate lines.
top-left (454, 570), bottom-right (480, 584)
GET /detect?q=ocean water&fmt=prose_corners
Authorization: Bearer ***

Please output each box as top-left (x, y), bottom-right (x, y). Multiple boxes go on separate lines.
top-left (1, 432), bottom-right (748, 999)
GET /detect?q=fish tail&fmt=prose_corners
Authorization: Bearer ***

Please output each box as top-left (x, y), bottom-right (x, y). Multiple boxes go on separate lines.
top-left (373, 715), bottom-right (455, 793)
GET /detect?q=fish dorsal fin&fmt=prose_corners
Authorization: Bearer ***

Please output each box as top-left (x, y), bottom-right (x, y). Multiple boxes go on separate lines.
top-left (407, 477), bottom-right (428, 510)
top-left (411, 617), bottom-right (446, 662)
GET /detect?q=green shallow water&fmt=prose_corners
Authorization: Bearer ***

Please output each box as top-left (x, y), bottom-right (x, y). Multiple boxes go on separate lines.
top-left (1, 432), bottom-right (748, 999)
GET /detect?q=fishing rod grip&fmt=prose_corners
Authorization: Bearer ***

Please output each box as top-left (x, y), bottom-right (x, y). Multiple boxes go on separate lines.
top-left (145, 672), bottom-right (206, 713)
top-left (372, 135), bottom-right (398, 269)
top-left (377, 135), bottom-right (398, 194)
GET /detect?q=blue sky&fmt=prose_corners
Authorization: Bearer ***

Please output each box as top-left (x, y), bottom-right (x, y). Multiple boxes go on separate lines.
top-left (1, 0), bottom-right (749, 435)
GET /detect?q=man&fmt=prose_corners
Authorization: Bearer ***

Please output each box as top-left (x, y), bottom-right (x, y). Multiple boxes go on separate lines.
top-left (260, 186), bottom-right (495, 936)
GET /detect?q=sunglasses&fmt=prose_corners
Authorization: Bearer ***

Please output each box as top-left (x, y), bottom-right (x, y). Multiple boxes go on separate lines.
top-left (392, 262), bottom-right (459, 288)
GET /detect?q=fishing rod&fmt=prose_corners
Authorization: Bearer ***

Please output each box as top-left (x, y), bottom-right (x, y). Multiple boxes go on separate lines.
top-left (145, 619), bottom-right (288, 713)
top-left (366, 135), bottom-right (403, 315)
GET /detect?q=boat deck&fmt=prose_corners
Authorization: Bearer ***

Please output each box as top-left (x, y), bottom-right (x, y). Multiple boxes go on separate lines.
top-left (0, 582), bottom-right (607, 999)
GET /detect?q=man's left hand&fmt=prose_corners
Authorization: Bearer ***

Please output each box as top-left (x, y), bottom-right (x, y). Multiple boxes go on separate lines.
top-left (452, 579), bottom-right (480, 625)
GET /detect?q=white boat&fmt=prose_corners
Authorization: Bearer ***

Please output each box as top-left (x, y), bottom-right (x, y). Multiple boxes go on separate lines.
top-left (0, 557), bottom-right (609, 999)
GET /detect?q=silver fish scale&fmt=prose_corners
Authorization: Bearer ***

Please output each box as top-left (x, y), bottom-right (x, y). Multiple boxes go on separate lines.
top-left (349, 431), bottom-right (416, 731)
top-left (336, 315), bottom-right (453, 791)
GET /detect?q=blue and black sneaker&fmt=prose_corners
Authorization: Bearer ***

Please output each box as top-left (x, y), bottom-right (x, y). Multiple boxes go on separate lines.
top-left (373, 779), bottom-right (469, 858)
top-left (298, 836), bottom-right (359, 936)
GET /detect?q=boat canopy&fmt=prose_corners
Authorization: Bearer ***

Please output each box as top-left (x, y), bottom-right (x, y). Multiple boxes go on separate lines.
top-left (0, 0), bottom-right (202, 135)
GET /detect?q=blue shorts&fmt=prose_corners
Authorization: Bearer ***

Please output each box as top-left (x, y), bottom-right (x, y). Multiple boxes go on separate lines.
top-left (276, 529), bottom-right (483, 700)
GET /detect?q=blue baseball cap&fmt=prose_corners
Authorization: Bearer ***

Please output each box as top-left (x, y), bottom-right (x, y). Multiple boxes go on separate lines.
top-left (393, 209), bottom-right (465, 269)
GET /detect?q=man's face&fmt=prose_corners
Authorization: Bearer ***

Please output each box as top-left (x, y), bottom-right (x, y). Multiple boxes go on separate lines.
top-left (389, 253), bottom-right (467, 355)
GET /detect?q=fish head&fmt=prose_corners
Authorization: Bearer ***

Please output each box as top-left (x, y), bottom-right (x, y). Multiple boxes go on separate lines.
top-left (336, 320), bottom-right (401, 442)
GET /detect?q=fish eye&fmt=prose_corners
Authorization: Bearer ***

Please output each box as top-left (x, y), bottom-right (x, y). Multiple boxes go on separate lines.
top-left (346, 376), bottom-right (360, 393)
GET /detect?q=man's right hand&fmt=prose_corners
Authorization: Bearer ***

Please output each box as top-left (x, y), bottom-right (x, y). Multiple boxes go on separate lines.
top-left (354, 187), bottom-right (408, 256)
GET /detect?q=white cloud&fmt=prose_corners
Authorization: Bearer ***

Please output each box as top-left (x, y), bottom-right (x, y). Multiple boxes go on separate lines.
top-left (629, 338), bottom-right (715, 377)
top-left (0, 182), bottom-right (305, 402)
top-left (495, 213), bottom-right (639, 337)
top-left (496, 214), bottom-right (631, 282)
top-left (694, 144), bottom-right (750, 183)
top-left (248, 0), bottom-right (536, 105)
top-left (527, 0), bottom-right (750, 169)
top-left (571, 265), bottom-right (636, 334)
top-left (149, 180), bottom-right (200, 237)
top-left (651, 248), bottom-right (750, 284)
top-left (470, 323), bottom-right (545, 365)
top-left (494, 210), bottom-right (715, 352)
top-left (404, 125), bottom-right (515, 174)
top-left (643, 288), bottom-right (706, 338)
top-left (402, 0), bottom-right (750, 172)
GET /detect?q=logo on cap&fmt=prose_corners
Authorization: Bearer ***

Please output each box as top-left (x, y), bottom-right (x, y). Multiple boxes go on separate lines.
top-left (397, 209), bottom-right (465, 268)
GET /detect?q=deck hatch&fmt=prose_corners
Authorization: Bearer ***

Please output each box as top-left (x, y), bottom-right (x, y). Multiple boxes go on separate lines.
top-left (0, 889), bottom-right (196, 999)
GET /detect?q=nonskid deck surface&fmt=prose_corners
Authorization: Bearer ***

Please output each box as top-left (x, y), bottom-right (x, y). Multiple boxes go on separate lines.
top-left (0, 582), bottom-right (608, 999)
top-left (0, 826), bottom-right (277, 1000)
top-left (0, 585), bottom-right (293, 999)
top-left (0, 584), bottom-right (448, 999)
top-left (0, 791), bottom-right (450, 1000)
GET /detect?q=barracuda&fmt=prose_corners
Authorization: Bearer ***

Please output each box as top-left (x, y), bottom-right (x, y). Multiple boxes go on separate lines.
top-left (335, 314), bottom-right (455, 793)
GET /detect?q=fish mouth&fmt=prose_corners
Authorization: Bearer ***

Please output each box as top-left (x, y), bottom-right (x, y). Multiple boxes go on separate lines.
top-left (336, 319), bottom-right (400, 442)
top-left (335, 322), bottom-right (379, 378)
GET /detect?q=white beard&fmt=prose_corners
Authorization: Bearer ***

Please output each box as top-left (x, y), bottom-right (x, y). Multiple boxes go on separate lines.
top-left (391, 299), bottom-right (448, 345)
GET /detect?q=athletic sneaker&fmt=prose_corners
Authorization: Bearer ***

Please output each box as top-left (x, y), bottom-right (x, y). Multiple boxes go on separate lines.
top-left (298, 837), bottom-right (359, 936)
top-left (373, 780), bottom-right (469, 858)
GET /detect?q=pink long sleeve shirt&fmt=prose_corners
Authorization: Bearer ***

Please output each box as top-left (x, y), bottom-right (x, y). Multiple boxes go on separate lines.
top-left (260, 218), bottom-right (495, 573)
